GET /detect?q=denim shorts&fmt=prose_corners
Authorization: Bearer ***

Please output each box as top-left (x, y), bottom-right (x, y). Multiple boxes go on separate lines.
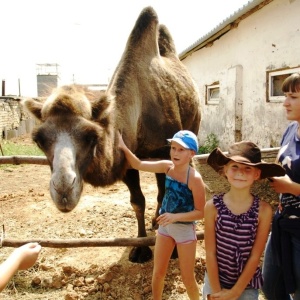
top-left (202, 272), bottom-right (259, 300)
top-left (158, 223), bottom-right (196, 244)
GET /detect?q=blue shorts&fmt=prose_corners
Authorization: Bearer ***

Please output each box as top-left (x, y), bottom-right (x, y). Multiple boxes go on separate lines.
top-left (202, 272), bottom-right (259, 300)
top-left (158, 223), bottom-right (196, 244)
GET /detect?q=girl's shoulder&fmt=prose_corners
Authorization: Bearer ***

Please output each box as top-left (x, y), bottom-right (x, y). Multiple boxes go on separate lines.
top-left (188, 167), bottom-right (205, 187)
top-left (282, 121), bottom-right (298, 141)
top-left (205, 198), bottom-right (215, 206)
top-left (159, 160), bottom-right (173, 173)
top-left (204, 198), bottom-right (218, 214)
top-left (258, 199), bottom-right (272, 220)
top-left (258, 199), bottom-right (272, 211)
top-left (189, 166), bottom-right (203, 180)
top-left (164, 160), bottom-right (173, 167)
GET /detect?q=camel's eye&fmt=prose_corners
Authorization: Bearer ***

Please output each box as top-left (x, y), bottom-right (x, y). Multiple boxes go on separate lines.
top-left (33, 130), bottom-right (46, 150)
top-left (80, 130), bottom-right (98, 149)
top-left (32, 127), bottom-right (55, 152)
top-left (86, 134), bottom-right (98, 148)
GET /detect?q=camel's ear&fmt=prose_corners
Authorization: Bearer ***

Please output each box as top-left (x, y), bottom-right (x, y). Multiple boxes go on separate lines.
top-left (92, 93), bottom-right (115, 129)
top-left (22, 98), bottom-right (43, 120)
top-left (92, 93), bottom-right (113, 120)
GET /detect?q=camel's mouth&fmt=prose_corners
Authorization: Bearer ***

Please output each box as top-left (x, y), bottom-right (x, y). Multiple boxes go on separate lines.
top-left (58, 207), bottom-right (73, 213)
top-left (49, 174), bottom-right (83, 213)
top-left (58, 196), bottom-right (73, 212)
top-left (49, 187), bottom-right (81, 212)
top-left (54, 199), bottom-right (78, 212)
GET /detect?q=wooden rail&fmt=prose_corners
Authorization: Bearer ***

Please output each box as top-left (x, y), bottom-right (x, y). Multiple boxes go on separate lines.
top-left (1, 231), bottom-right (204, 248)
top-left (0, 148), bottom-right (280, 166)
top-left (0, 155), bottom-right (48, 165)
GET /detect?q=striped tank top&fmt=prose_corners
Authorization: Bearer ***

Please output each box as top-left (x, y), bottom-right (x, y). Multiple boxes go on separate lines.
top-left (213, 193), bottom-right (263, 289)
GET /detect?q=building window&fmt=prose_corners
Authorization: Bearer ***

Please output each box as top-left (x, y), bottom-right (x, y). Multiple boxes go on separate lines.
top-left (206, 83), bottom-right (220, 104)
top-left (267, 68), bottom-right (300, 102)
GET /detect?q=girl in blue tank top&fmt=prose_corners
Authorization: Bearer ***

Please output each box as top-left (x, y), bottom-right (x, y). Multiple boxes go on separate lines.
top-left (119, 130), bottom-right (206, 300)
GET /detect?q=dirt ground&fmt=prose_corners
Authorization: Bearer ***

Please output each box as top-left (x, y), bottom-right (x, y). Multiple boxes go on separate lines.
top-left (0, 136), bottom-right (276, 299)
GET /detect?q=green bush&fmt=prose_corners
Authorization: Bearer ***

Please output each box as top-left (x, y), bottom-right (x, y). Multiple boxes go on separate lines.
top-left (198, 133), bottom-right (219, 154)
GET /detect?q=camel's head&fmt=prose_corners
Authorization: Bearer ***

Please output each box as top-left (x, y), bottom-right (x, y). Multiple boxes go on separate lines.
top-left (22, 85), bottom-right (119, 212)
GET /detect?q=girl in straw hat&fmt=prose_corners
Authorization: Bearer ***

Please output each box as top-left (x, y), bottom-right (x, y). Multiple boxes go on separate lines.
top-left (202, 141), bottom-right (285, 300)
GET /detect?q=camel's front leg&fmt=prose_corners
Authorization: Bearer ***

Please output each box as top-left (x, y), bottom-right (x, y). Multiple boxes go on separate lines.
top-left (123, 169), bottom-right (152, 263)
top-left (152, 173), bottom-right (165, 229)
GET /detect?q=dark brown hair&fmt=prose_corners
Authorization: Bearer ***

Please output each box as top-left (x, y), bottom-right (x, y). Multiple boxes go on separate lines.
top-left (282, 72), bottom-right (300, 93)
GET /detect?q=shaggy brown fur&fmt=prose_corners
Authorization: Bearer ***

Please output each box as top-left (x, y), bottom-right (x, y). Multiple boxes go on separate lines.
top-left (23, 7), bottom-right (201, 263)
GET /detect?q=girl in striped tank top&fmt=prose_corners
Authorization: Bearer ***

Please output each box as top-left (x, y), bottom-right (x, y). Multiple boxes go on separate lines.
top-left (202, 141), bottom-right (285, 300)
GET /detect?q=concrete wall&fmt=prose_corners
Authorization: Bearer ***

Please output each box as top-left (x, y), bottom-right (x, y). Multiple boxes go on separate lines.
top-left (0, 98), bottom-right (35, 141)
top-left (182, 0), bottom-right (300, 149)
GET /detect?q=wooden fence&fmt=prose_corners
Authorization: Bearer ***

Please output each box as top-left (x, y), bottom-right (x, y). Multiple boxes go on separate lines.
top-left (0, 148), bottom-right (279, 248)
top-left (0, 147), bottom-right (280, 166)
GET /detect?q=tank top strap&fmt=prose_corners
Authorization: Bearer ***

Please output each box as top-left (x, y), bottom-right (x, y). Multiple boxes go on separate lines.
top-left (166, 165), bottom-right (172, 175)
top-left (186, 166), bottom-right (191, 185)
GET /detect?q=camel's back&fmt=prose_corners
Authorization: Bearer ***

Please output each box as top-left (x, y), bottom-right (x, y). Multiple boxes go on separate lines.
top-left (108, 6), bottom-right (201, 157)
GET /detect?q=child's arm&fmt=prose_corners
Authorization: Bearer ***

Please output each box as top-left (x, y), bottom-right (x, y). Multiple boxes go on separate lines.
top-left (270, 174), bottom-right (300, 196)
top-left (204, 200), bottom-right (222, 294)
top-left (190, 171), bottom-right (206, 220)
top-left (119, 133), bottom-right (172, 173)
top-left (0, 243), bottom-right (41, 291)
top-left (211, 201), bottom-right (272, 300)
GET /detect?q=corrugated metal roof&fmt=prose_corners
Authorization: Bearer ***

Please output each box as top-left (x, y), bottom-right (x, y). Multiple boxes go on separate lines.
top-left (179, 0), bottom-right (270, 60)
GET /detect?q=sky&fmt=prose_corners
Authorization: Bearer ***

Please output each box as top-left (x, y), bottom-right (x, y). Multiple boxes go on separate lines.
top-left (0, 0), bottom-right (250, 97)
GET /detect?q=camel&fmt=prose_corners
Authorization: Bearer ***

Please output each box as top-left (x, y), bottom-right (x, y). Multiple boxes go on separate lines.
top-left (23, 6), bottom-right (201, 263)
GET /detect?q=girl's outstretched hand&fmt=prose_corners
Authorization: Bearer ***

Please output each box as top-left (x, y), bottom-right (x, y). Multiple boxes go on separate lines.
top-left (118, 132), bottom-right (126, 151)
top-left (13, 242), bottom-right (42, 270)
top-left (0, 242), bottom-right (42, 292)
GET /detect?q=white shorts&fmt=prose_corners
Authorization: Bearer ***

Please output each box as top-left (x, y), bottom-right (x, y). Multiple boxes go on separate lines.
top-left (158, 223), bottom-right (196, 244)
